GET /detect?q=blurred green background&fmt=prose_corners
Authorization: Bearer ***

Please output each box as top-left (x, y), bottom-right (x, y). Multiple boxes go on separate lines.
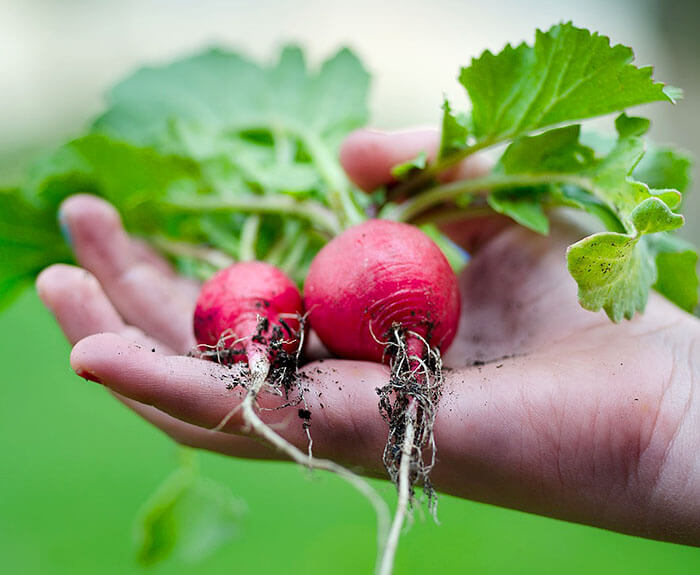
top-left (2, 0), bottom-right (700, 573)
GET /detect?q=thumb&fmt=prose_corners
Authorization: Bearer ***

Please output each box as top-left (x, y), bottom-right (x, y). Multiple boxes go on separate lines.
top-left (339, 128), bottom-right (510, 252)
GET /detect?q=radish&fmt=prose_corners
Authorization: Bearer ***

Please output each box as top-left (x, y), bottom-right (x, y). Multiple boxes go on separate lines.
top-left (194, 261), bottom-right (302, 374)
top-left (304, 219), bottom-right (461, 575)
top-left (194, 261), bottom-right (304, 431)
top-left (193, 261), bottom-right (390, 566)
top-left (305, 220), bottom-right (460, 362)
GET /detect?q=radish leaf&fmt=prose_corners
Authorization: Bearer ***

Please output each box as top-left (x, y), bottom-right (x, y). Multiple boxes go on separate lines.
top-left (460, 22), bottom-right (678, 144)
top-left (0, 189), bottom-right (71, 310)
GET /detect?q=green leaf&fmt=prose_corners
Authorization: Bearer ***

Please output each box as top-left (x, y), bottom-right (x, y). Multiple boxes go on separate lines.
top-left (491, 124), bottom-right (691, 320)
top-left (614, 113), bottom-right (650, 138)
top-left (92, 45), bottom-right (369, 228)
top-left (555, 185), bottom-right (625, 232)
top-left (438, 98), bottom-right (469, 161)
top-left (460, 22), bottom-right (675, 144)
top-left (566, 196), bottom-right (685, 321)
top-left (580, 131), bottom-right (694, 198)
top-left (0, 189), bottom-right (71, 310)
top-left (645, 233), bottom-right (699, 312)
top-left (588, 134), bottom-right (682, 225)
top-left (567, 231), bottom-right (655, 321)
top-left (135, 467), bottom-right (191, 565)
top-left (487, 189), bottom-right (549, 234)
top-left (27, 135), bottom-right (204, 216)
top-left (633, 144), bottom-right (693, 195)
top-left (497, 125), bottom-right (595, 174)
top-left (391, 151), bottom-right (428, 180)
top-left (135, 461), bottom-right (245, 566)
top-left (629, 197), bottom-right (684, 235)
top-left (94, 46), bottom-right (369, 153)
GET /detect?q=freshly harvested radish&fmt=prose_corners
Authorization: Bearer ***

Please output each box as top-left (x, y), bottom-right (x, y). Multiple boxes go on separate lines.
top-left (194, 261), bottom-right (304, 431)
top-left (194, 261), bottom-right (302, 374)
top-left (304, 219), bottom-right (460, 361)
top-left (304, 219), bottom-right (461, 575)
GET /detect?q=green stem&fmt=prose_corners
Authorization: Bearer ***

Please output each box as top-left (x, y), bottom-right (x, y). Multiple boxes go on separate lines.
top-left (280, 235), bottom-right (309, 276)
top-left (393, 172), bottom-right (593, 222)
top-left (162, 194), bottom-right (341, 237)
top-left (239, 215), bottom-right (260, 261)
top-left (411, 206), bottom-right (495, 226)
top-left (266, 221), bottom-right (302, 266)
top-left (389, 139), bottom-right (495, 199)
top-left (151, 236), bottom-right (234, 268)
top-left (227, 119), bottom-right (365, 230)
top-left (295, 126), bottom-right (366, 228)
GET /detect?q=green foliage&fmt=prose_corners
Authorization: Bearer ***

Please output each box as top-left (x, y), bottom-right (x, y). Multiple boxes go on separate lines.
top-left (567, 199), bottom-right (684, 321)
top-left (134, 451), bottom-right (245, 566)
top-left (487, 190), bottom-right (550, 235)
top-left (389, 23), bottom-right (697, 320)
top-left (0, 46), bottom-right (373, 309)
top-left (438, 98), bottom-right (470, 161)
top-left (497, 125), bottom-right (595, 174)
top-left (634, 145), bottom-right (693, 195)
top-left (567, 233), bottom-right (655, 321)
top-left (95, 46), bottom-right (370, 152)
top-left (0, 189), bottom-right (71, 310)
top-left (2, 23), bottom-right (697, 323)
top-left (460, 22), bottom-right (677, 143)
top-left (646, 233), bottom-right (699, 313)
top-left (391, 151), bottom-right (428, 180)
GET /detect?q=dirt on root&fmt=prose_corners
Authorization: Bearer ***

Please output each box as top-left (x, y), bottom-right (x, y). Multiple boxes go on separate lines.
top-left (376, 324), bottom-right (443, 510)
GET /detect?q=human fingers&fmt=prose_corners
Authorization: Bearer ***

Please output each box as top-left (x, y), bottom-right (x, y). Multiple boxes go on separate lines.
top-left (68, 322), bottom-right (700, 547)
top-left (36, 263), bottom-right (165, 351)
top-left (36, 262), bottom-right (270, 455)
top-left (58, 194), bottom-right (196, 353)
top-left (70, 332), bottom-right (391, 472)
top-left (117, 396), bottom-right (277, 460)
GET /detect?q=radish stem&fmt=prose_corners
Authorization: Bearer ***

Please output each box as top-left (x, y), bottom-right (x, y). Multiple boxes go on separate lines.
top-left (234, 350), bottom-right (391, 572)
top-left (379, 397), bottom-right (416, 575)
top-left (164, 194), bottom-right (341, 236)
top-left (239, 215), bottom-right (261, 261)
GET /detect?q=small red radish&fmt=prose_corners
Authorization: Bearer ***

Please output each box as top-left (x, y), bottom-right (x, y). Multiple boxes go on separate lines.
top-left (194, 261), bottom-right (304, 430)
top-left (193, 261), bottom-right (391, 553)
top-left (194, 261), bottom-right (302, 370)
top-left (304, 219), bottom-right (461, 575)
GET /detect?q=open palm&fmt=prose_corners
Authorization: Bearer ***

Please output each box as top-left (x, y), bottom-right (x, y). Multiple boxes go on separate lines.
top-left (37, 129), bottom-right (700, 546)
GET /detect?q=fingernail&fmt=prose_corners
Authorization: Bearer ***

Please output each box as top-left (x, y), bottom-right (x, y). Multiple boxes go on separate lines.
top-left (57, 208), bottom-right (72, 248)
top-left (74, 366), bottom-right (102, 384)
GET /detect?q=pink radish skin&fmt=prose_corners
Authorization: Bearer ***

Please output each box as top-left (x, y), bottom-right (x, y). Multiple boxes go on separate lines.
top-left (304, 219), bottom-right (460, 362)
top-left (194, 261), bottom-right (302, 363)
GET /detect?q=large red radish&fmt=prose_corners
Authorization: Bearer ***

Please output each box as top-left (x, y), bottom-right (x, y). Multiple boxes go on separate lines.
top-left (304, 219), bottom-right (461, 575)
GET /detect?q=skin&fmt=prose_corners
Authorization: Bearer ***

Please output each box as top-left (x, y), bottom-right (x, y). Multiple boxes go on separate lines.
top-left (36, 129), bottom-right (700, 546)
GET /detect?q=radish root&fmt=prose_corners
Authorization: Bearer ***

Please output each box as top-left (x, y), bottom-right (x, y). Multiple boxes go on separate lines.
top-left (377, 326), bottom-right (444, 575)
top-left (194, 318), bottom-right (392, 573)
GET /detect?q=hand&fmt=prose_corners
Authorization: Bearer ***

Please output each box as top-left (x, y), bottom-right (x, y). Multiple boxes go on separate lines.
top-left (36, 129), bottom-right (700, 546)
